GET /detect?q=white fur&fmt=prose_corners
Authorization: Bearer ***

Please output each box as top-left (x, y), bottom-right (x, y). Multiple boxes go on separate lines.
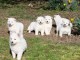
top-left (62, 18), bottom-right (72, 27)
top-left (54, 15), bottom-right (63, 35)
top-left (35, 16), bottom-right (45, 36)
top-left (59, 22), bottom-right (72, 37)
top-left (10, 33), bottom-right (27, 60)
top-left (44, 15), bottom-right (53, 35)
top-left (54, 15), bottom-right (72, 36)
top-left (54, 15), bottom-right (72, 37)
top-left (7, 18), bottom-right (24, 38)
top-left (27, 22), bottom-right (36, 33)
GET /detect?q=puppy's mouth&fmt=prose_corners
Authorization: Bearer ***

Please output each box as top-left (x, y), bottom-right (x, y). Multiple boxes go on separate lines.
top-left (39, 22), bottom-right (43, 25)
top-left (11, 42), bottom-right (17, 46)
top-left (46, 21), bottom-right (49, 24)
top-left (9, 24), bottom-right (13, 27)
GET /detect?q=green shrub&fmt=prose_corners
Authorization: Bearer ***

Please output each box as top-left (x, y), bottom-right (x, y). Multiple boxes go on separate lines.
top-left (0, 0), bottom-right (16, 4)
top-left (0, 0), bottom-right (18, 8)
top-left (48, 0), bottom-right (65, 10)
top-left (70, 0), bottom-right (78, 11)
top-left (73, 17), bottom-right (80, 34)
top-left (46, 0), bottom-right (79, 11)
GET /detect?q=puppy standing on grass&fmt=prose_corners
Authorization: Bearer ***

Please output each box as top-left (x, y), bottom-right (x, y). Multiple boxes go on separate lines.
top-left (9, 33), bottom-right (27, 60)
top-left (7, 18), bottom-right (24, 38)
top-left (44, 15), bottom-right (53, 35)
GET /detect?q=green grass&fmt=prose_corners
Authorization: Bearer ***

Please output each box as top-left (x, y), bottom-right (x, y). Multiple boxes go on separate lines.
top-left (0, 37), bottom-right (80, 60)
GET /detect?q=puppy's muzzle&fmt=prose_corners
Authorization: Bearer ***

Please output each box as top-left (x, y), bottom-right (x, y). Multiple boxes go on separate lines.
top-left (11, 42), bottom-right (16, 46)
top-left (9, 24), bottom-right (12, 27)
top-left (11, 41), bottom-right (13, 44)
top-left (46, 21), bottom-right (49, 24)
top-left (39, 22), bottom-right (43, 25)
top-left (63, 24), bottom-right (67, 27)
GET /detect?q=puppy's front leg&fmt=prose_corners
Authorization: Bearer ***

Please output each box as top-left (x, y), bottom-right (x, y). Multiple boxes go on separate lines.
top-left (17, 52), bottom-right (23, 60)
top-left (45, 29), bottom-right (48, 35)
top-left (59, 31), bottom-right (62, 37)
top-left (45, 28), bottom-right (50, 35)
top-left (35, 30), bottom-right (38, 35)
top-left (12, 51), bottom-right (16, 59)
top-left (41, 30), bottom-right (44, 36)
top-left (68, 32), bottom-right (71, 36)
top-left (47, 29), bottom-right (51, 35)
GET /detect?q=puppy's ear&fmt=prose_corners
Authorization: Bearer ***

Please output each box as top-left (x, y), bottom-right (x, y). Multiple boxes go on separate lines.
top-left (13, 18), bottom-right (16, 21)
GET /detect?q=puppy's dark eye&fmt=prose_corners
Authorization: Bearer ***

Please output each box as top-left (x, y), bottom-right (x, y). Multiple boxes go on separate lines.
top-left (14, 39), bottom-right (16, 40)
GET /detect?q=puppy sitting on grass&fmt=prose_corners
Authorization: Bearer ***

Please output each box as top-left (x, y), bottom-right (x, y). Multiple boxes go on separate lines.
top-left (44, 15), bottom-right (53, 35)
top-left (35, 16), bottom-right (45, 36)
top-left (59, 19), bottom-right (72, 37)
top-left (9, 33), bottom-right (27, 60)
top-left (54, 15), bottom-right (72, 37)
top-left (7, 18), bottom-right (24, 38)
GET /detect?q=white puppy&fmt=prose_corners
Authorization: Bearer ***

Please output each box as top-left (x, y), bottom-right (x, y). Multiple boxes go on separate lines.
top-left (7, 18), bottom-right (24, 38)
top-left (35, 16), bottom-right (45, 36)
top-left (54, 15), bottom-right (63, 35)
top-left (44, 15), bottom-right (53, 35)
top-left (10, 33), bottom-right (27, 60)
top-left (59, 21), bottom-right (72, 37)
top-left (54, 15), bottom-right (72, 36)
top-left (27, 21), bottom-right (36, 33)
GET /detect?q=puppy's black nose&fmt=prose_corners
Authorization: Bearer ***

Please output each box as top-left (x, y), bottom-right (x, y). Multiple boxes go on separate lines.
top-left (9, 24), bottom-right (12, 27)
top-left (39, 22), bottom-right (42, 24)
top-left (11, 42), bottom-right (13, 44)
top-left (40, 22), bottom-right (42, 23)
top-left (47, 21), bottom-right (48, 22)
